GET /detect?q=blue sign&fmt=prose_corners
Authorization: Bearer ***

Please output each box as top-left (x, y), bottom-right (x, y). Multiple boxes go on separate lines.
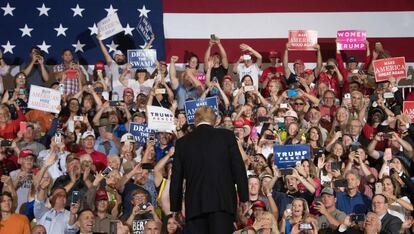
top-left (129, 122), bottom-right (155, 144)
top-left (136, 16), bottom-right (154, 43)
top-left (274, 144), bottom-right (311, 169)
top-left (184, 97), bottom-right (218, 124)
top-left (127, 49), bottom-right (157, 69)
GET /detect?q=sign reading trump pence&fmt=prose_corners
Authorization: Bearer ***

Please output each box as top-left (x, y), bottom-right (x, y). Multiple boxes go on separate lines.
top-left (184, 97), bottom-right (218, 124)
top-left (146, 105), bottom-right (175, 132)
top-left (288, 30), bottom-right (318, 51)
top-left (127, 49), bottom-right (157, 69)
top-left (274, 144), bottom-right (311, 169)
top-left (28, 85), bottom-right (61, 114)
top-left (373, 57), bottom-right (406, 82)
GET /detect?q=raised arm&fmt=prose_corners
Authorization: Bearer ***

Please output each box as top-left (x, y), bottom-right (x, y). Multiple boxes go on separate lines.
top-left (314, 44), bottom-right (322, 78)
top-left (204, 39), bottom-right (214, 71)
top-left (169, 56), bottom-right (179, 90)
top-left (96, 33), bottom-right (113, 66)
top-left (240, 44), bottom-right (262, 67)
top-left (216, 39), bottom-right (229, 69)
top-left (143, 34), bottom-right (155, 50)
top-left (283, 42), bottom-right (292, 78)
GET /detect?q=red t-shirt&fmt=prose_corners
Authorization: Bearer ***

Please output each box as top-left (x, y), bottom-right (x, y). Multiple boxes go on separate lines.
top-left (0, 110), bottom-right (26, 139)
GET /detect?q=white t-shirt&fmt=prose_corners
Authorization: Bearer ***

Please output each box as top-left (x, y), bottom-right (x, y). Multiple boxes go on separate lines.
top-left (388, 196), bottom-right (411, 221)
top-left (126, 79), bottom-right (154, 98)
top-left (109, 60), bottom-right (132, 99)
top-left (236, 63), bottom-right (261, 86)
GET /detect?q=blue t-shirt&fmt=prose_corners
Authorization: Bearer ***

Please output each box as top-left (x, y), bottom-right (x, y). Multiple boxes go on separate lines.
top-left (336, 191), bottom-right (371, 214)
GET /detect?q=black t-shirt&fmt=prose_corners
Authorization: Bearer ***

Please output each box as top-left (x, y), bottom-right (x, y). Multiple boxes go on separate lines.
top-left (210, 65), bottom-right (228, 84)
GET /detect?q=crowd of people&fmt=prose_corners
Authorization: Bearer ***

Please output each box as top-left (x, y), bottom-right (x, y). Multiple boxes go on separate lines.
top-left (0, 32), bottom-right (413, 234)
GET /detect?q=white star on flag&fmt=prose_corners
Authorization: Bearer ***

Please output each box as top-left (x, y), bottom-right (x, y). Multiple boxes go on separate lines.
top-left (88, 23), bottom-right (98, 36)
top-left (37, 41), bottom-right (51, 54)
top-left (36, 3), bottom-right (50, 16)
top-left (123, 24), bottom-right (134, 36)
top-left (138, 5), bottom-right (150, 18)
top-left (106, 41), bottom-right (119, 53)
top-left (72, 40), bottom-right (85, 53)
top-left (71, 4), bottom-right (84, 17)
top-left (19, 24), bottom-right (33, 37)
top-left (2, 2), bottom-right (15, 16)
top-left (54, 24), bottom-right (68, 37)
top-left (105, 4), bottom-right (118, 16)
top-left (1, 41), bottom-right (15, 54)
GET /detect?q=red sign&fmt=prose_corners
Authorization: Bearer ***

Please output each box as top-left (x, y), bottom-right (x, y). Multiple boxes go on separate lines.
top-left (372, 57), bottom-right (406, 82)
top-left (336, 30), bottom-right (366, 51)
top-left (288, 30), bottom-right (318, 51)
top-left (403, 101), bottom-right (414, 123)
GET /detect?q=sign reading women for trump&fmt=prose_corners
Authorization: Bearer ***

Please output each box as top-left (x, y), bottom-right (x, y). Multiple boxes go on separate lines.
top-left (288, 30), bottom-right (318, 51)
top-left (184, 97), bottom-right (218, 124)
top-left (127, 49), bottom-right (157, 69)
top-left (28, 85), bottom-right (61, 113)
top-left (129, 122), bottom-right (156, 144)
top-left (146, 105), bottom-right (175, 131)
top-left (336, 30), bottom-right (366, 50)
top-left (97, 13), bottom-right (124, 40)
top-left (274, 144), bottom-right (311, 168)
top-left (373, 57), bottom-right (406, 82)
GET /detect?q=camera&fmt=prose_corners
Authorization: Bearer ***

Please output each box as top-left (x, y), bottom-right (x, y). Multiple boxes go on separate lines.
top-left (325, 65), bottom-right (334, 70)
top-left (382, 133), bottom-right (392, 139)
top-left (313, 148), bottom-right (324, 157)
top-left (333, 179), bottom-right (348, 188)
top-left (138, 202), bottom-right (150, 210)
top-left (350, 214), bottom-right (365, 222)
top-left (299, 223), bottom-right (313, 230)
top-left (0, 140), bottom-right (12, 147)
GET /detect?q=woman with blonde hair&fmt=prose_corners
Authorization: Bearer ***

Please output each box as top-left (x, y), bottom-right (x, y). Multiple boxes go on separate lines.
top-left (280, 198), bottom-right (310, 234)
top-left (252, 211), bottom-right (280, 234)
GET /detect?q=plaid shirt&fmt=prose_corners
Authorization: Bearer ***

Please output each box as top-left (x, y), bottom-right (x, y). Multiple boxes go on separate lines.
top-left (53, 63), bottom-right (80, 95)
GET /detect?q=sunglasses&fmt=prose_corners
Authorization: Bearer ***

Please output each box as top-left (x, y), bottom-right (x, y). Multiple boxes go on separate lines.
top-left (294, 102), bottom-right (305, 106)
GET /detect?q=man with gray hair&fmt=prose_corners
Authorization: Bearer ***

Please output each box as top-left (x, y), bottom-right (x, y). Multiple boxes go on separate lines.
top-left (335, 170), bottom-right (371, 214)
top-left (170, 105), bottom-right (249, 234)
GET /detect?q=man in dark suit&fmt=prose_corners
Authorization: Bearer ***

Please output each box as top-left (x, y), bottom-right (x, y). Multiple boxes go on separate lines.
top-left (372, 194), bottom-right (402, 234)
top-left (170, 106), bottom-right (249, 234)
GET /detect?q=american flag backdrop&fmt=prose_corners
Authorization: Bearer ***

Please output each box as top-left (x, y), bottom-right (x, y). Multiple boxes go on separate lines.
top-left (1, 0), bottom-right (414, 65)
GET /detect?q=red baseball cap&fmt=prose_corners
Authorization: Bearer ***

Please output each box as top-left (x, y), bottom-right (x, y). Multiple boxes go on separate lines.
top-left (223, 75), bottom-right (233, 82)
top-left (269, 51), bottom-right (280, 59)
top-left (252, 200), bottom-right (267, 210)
top-left (95, 188), bottom-right (108, 201)
top-left (19, 149), bottom-right (36, 159)
top-left (94, 61), bottom-right (105, 71)
top-left (233, 120), bottom-right (244, 128)
top-left (123, 87), bottom-right (134, 95)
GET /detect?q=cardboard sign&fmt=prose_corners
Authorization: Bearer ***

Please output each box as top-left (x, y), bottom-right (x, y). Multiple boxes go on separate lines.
top-left (97, 13), bottom-right (124, 40)
top-left (129, 122), bottom-right (156, 144)
top-left (288, 30), bottom-right (318, 51)
top-left (274, 144), bottom-right (311, 169)
top-left (146, 105), bottom-right (175, 132)
top-left (372, 57), bottom-right (407, 82)
top-left (337, 30), bottom-right (367, 50)
top-left (403, 101), bottom-right (414, 123)
top-left (127, 49), bottom-right (157, 69)
top-left (28, 85), bottom-right (61, 113)
top-left (136, 16), bottom-right (153, 43)
top-left (184, 97), bottom-right (218, 124)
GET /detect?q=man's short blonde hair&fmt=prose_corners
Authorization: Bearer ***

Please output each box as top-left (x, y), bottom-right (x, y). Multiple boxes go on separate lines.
top-left (194, 106), bottom-right (216, 126)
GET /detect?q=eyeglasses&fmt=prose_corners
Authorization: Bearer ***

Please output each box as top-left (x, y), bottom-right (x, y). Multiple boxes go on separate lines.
top-left (294, 102), bottom-right (305, 106)
top-left (324, 96), bottom-right (335, 100)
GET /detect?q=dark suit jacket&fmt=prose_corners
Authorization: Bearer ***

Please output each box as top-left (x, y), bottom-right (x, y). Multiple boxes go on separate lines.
top-left (380, 212), bottom-right (402, 234)
top-left (170, 124), bottom-right (249, 220)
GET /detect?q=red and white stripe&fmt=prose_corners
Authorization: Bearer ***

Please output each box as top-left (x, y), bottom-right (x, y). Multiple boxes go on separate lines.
top-left (162, 0), bottom-right (414, 63)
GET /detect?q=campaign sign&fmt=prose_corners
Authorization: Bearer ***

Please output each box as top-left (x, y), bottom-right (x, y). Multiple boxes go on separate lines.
top-left (97, 13), bottom-right (124, 40)
top-left (195, 73), bottom-right (206, 85)
top-left (337, 30), bottom-right (366, 50)
top-left (132, 219), bottom-right (149, 234)
top-left (184, 97), bottom-right (218, 124)
top-left (372, 57), bottom-right (406, 82)
top-left (403, 101), bottom-right (414, 123)
top-left (129, 122), bottom-right (156, 144)
top-left (136, 16), bottom-right (153, 43)
top-left (274, 144), bottom-right (311, 169)
top-left (127, 49), bottom-right (157, 69)
top-left (288, 30), bottom-right (318, 51)
top-left (28, 85), bottom-right (61, 113)
top-left (147, 105), bottom-right (175, 131)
